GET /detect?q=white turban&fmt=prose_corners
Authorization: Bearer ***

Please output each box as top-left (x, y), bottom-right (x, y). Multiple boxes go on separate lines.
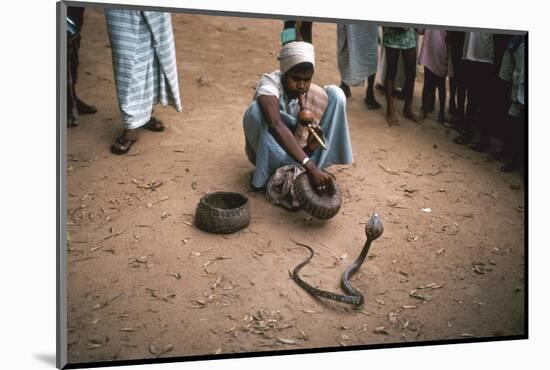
top-left (278, 41), bottom-right (315, 75)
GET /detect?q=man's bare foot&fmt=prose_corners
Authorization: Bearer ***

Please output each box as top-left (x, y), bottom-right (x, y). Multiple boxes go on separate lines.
top-left (386, 113), bottom-right (400, 126)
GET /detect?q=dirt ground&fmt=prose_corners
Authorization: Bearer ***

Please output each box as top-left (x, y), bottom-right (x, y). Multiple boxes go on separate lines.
top-left (66, 9), bottom-right (525, 365)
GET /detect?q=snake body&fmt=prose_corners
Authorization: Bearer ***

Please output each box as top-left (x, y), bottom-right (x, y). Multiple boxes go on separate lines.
top-left (291, 213), bottom-right (384, 307)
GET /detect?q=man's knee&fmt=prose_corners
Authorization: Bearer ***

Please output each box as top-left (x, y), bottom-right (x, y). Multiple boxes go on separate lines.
top-left (325, 85), bottom-right (347, 106)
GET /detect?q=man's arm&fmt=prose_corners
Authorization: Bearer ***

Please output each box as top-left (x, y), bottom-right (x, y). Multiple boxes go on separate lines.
top-left (256, 95), bottom-right (335, 193)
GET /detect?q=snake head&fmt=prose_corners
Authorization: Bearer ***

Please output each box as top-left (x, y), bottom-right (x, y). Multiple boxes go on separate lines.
top-left (365, 213), bottom-right (384, 241)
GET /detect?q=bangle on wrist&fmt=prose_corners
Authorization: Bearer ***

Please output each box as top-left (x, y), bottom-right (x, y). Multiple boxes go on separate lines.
top-left (301, 156), bottom-right (310, 166)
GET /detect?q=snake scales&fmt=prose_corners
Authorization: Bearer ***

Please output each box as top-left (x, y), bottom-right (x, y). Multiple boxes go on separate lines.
top-left (291, 213), bottom-right (384, 307)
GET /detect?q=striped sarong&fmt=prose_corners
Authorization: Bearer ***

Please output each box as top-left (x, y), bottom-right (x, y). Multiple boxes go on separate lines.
top-left (105, 10), bottom-right (182, 129)
top-left (337, 23), bottom-right (379, 86)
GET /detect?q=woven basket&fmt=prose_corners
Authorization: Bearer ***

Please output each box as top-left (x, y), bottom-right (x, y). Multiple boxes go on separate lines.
top-left (293, 172), bottom-right (342, 219)
top-left (194, 192), bottom-right (251, 234)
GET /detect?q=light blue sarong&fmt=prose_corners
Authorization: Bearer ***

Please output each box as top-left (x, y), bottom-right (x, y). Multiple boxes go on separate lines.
top-left (243, 85), bottom-right (354, 188)
top-left (105, 10), bottom-right (182, 129)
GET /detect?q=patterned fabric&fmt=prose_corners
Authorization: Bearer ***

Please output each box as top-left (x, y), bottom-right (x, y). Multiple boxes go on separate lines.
top-left (105, 10), bottom-right (182, 129)
top-left (337, 23), bottom-right (379, 86)
top-left (243, 85), bottom-right (353, 189)
top-left (265, 164), bottom-right (305, 210)
top-left (382, 27), bottom-right (417, 50)
top-left (294, 83), bottom-right (329, 146)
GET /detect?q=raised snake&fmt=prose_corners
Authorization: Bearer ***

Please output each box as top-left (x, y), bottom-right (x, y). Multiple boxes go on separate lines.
top-left (291, 213), bottom-right (384, 307)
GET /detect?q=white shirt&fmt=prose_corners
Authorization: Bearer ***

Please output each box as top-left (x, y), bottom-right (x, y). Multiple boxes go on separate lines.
top-left (254, 70), bottom-right (300, 117)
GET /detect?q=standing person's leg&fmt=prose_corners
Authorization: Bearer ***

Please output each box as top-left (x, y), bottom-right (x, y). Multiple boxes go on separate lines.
top-left (421, 66), bottom-right (435, 118)
top-left (107, 10), bottom-right (181, 154)
top-left (472, 62), bottom-right (493, 151)
top-left (449, 76), bottom-right (457, 117)
top-left (435, 74), bottom-right (447, 124)
top-left (384, 47), bottom-right (400, 126)
top-left (336, 24), bottom-right (352, 98)
top-left (401, 47), bottom-right (420, 123)
top-left (456, 83), bottom-right (467, 128)
top-left (67, 7), bottom-right (97, 118)
top-left (300, 21), bottom-right (313, 44)
top-left (376, 41), bottom-right (386, 90)
top-left (454, 60), bottom-right (478, 144)
top-left (365, 73), bottom-right (381, 109)
top-left (501, 112), bottom-right (523, 172)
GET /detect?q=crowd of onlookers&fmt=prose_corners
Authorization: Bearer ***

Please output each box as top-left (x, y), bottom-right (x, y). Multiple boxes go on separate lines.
top-left (66, 8), bottom-right (525, 176)
top-left (332, 24), bottom-right (525, 174)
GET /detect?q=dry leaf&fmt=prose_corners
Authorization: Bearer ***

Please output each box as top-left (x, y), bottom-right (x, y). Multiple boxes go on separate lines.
top-left (149, 343), bottom-right (173, 356)
top-left (277, 337), bottom-right (297, 345)
top-left (409, 290), bottom-right (432, 302)
top-left (147, 196), bottom-right (171, 208)
top-left (373, 327), bottom-right (389, 335)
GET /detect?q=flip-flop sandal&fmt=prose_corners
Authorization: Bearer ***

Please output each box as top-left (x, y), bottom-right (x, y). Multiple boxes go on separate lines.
top-left (364, 97), bottom-right (381, 110)
top-left (75, 98), bottom-right (98, 114)
top-left (142, 117), bottom-right (165, 132)
top-left (453, 135), bottom-right (471, 145)
top-left (111, 133), bottom-right (137, 155)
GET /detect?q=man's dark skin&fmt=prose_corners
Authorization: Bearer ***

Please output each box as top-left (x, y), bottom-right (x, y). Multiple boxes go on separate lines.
top-left (256, 64), bottom-right (335, 194)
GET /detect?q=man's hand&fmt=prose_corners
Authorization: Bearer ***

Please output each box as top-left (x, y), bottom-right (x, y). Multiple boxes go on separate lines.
top-left (304, 162), bottom-right (335, 195)
top-left (305, 123), bottom-right (324, 153)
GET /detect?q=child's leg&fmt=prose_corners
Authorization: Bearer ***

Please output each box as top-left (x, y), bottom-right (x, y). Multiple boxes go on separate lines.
top-left (449, 76), bottom-right (457, 116)
top-left (436, 74), bottom-right (446, 123)
top-left (402, 47), bottom-right (420, 123)
top-left (365, 73), bottom-right (381, 109)
top-left (385, 46), bottom-right (400, 126)
top-left (421, 66), bottom-right (432, 117)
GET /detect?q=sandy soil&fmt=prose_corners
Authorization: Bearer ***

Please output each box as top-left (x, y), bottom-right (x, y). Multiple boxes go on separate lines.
top-left (66, 9), bottom-right (525, 365)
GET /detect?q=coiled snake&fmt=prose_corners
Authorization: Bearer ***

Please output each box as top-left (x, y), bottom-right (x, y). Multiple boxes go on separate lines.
top-left (291, 213), bottom-right (384, 307)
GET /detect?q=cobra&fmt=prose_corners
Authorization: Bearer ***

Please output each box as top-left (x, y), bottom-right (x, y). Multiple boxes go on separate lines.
top-left (291, 213), bottom-right (384, 307)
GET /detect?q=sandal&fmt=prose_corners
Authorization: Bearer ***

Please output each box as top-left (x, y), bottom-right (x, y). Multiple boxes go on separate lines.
top-left (75, 97), bottom-right (98, 115)
top-left (111, 130), bottom-right (138, 155)
top-left (453, 134), bottom-right (471, 145)
top-left (365, 96), bottom-right (381, 110)
top-left (142, 116), bottom-right (165, 132)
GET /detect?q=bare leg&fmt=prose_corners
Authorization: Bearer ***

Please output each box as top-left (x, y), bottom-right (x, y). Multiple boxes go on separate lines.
top-left (365, 73), bottom-right (381, 110)
top-left (401, 47), bottom-right (420, 123)
top-left (436, 74), bottom-right (447, 124)
top-left (339, 81), bottom-right (351, 98)
top-left (385, 47), bottom-right (400, 126)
